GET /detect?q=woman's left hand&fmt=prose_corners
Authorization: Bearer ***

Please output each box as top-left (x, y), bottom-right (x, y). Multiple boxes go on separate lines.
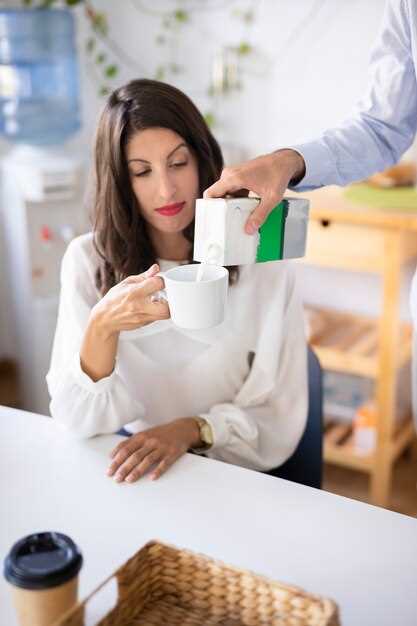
top-left (107, 418), bottom-right (201, 483)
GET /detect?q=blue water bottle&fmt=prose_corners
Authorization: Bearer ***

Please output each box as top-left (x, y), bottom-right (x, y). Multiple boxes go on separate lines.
top-left (0, 8), bottom-right (81, 145)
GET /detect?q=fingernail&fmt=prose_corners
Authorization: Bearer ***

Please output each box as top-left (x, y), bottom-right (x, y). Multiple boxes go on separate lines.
top-left (114, 474), bottom-right (123, 483)
top-left (245, 221), bottom-right (258, 235)
top-left (146, 264), bottom-right (158, 276)
top-left (106, 467), bottom-right (113, 476)
top-left (125, 476), bottom-right (134, 483)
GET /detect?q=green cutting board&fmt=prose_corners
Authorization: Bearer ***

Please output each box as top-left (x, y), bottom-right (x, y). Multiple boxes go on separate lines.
top-left (344, 183), bottom-right (417, 212)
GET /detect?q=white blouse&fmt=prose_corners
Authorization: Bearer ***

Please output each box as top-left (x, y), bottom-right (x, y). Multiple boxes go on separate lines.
top-left (46, 233), bottom-right (308, 472)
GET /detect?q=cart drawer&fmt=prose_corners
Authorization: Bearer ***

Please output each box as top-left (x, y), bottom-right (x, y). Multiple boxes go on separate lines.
top-left (305, 219), bottom-right (385, 271)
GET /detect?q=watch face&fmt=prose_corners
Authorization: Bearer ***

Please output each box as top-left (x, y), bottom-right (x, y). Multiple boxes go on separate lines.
top-left (202, 424), bottom-right (213, 446)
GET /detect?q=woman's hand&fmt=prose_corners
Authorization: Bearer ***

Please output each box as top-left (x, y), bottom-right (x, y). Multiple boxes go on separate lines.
top-left (107, 418), bottom-right (201, 483)
top-left (80, 264), bottom-right (168, 383)
top-left (90, 263), bottom-right (170, 337)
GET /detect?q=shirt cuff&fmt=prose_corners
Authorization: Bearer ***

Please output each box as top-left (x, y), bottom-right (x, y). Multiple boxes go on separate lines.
top-left (288, 140), bottom-right (338, 191)
top-left (70, 353), bottom-right (118, 394)
top-left (198, 412), bottom-right (230, 451)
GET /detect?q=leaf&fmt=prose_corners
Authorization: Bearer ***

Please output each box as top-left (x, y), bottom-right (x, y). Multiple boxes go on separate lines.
top-left (99, 86), bottom-right (110, 97)
top-left (155, 66), bottom-right (165, 81)
top-left (204, 112), bottom-right (216, 128)
top-left (104, 64), bottom-right (118, 78)
top-left (174, 9), bottom-right (188, 23)
top-left (169, 63), bottom-right (182, 74)
top-left (96, 52), bottom-right (106, 64)
top-left (93, 12), bottom-right (108, 36)
top-left (232, 8), bottom-right (254, 23)
top-left (237, 42), bottom-right (252, 56)
top-left (66, 0), bottom-right (83, 5)
top-left (86, 37), bottom-right (95, 53)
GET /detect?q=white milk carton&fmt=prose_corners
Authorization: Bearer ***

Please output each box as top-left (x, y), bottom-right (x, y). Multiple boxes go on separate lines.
top-left (193, 196), bottom-right (309, 266)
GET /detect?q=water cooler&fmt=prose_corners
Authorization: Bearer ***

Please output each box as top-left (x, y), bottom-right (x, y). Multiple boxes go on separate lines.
top-left (0, 8), bottom-right (88, 414)
top-left (1, 147), bottom-right (88, 414)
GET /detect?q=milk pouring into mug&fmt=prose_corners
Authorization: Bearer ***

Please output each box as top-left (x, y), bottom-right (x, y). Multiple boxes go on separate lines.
top-left (193, 196), bottom-right (310, 272)
top-left (155, 196), bottom-right (309, 329)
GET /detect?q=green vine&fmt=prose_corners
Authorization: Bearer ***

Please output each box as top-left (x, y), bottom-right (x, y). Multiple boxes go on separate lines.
top-left (7, 0), bottom-right (258, 126)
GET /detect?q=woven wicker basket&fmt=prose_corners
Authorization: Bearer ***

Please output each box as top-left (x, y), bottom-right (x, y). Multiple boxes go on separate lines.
top-left (56, 541), bottom-right (340, 626)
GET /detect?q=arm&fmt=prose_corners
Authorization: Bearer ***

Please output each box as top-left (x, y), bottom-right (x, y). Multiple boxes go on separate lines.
top-left (80, 316), bottom-right (119, 382)
top-left (200, 267), bottom-right (308, 472)
top-left (80, 263), bottom-right (165, 382)
top-left (46, 237), bottom-right (168, 438)
top-left (292, 0), bottom-right (417, 191)
top-left (205, 0), bottom-right (417, 230)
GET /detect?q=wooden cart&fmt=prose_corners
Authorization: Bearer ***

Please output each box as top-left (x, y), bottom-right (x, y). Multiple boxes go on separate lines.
top-left (294, 185), bottom-right (417, 508)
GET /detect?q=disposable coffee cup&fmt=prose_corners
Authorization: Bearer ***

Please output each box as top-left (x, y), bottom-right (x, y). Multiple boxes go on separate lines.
top-left (154, 263), bottom-right (229, 330)
top-left (4, 531), bottom-right (83, 626)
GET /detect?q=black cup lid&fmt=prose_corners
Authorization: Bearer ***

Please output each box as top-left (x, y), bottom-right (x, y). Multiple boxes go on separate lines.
top-left (4, 532), bottom-right (83, 590)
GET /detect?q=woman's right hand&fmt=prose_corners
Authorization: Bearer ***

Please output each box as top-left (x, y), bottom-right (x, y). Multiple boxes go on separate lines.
top-left (90, 263), bottom-right (170, 336)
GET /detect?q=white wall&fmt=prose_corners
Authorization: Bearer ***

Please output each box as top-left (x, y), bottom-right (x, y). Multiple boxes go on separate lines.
top-left (2, 0), bottom-right (413, 358)
top-left (77, 0), bottom-right (386, 153)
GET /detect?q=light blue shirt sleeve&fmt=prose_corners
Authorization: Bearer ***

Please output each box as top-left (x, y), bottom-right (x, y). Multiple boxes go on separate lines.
top-left (291, 0), bottom-right (417, 191)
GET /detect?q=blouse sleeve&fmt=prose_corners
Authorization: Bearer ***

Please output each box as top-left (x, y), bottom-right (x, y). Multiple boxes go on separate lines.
top-left (199, 265), bottom-right (308, 472)
top-left (46, 236), bottom-right (147, 438)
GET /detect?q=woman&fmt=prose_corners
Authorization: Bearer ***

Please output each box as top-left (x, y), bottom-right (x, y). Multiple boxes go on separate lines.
top-left (47, 79), bottom-right (307, 484)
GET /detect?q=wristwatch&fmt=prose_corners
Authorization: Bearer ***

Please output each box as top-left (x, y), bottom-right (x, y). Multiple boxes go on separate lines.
top-left (192, 417), bottom-right (213, 452)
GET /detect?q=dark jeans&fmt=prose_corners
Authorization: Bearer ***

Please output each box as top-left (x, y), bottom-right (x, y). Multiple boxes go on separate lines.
top-left (117, 428), bottom-right (133, 437)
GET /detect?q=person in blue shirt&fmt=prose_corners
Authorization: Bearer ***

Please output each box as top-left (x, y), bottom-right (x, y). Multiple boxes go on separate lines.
top-left (205, 0), bottom-right (417, 425)
top-left (205, 0), bottom-right (417, 232)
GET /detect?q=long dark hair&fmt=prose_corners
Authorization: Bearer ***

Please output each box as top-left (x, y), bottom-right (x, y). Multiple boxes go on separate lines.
top-left (92, 78), bottom-right (238, 295)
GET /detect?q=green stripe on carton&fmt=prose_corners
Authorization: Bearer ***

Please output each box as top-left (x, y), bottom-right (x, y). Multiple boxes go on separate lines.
top-left (256, 201), bottom-right (288, 262)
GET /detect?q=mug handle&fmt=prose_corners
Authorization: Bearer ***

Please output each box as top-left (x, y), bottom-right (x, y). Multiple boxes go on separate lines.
top-left (150, 271), bottom-right (168, 303)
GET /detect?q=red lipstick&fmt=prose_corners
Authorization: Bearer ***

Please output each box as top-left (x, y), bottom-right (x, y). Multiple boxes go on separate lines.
top-left (155, 201), bottom-right (185, 216)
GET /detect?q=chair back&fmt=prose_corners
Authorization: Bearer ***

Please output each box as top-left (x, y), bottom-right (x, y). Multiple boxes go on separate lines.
top-left (265, 346), bottom-right (323, 489)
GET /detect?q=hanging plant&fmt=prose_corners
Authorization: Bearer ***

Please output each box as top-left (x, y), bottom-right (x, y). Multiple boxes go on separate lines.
top-left (6, 0), bottom-right (258, 105)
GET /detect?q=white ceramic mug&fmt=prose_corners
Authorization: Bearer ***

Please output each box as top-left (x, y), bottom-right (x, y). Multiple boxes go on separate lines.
top-left (154, 264), bottom-right (229, 330)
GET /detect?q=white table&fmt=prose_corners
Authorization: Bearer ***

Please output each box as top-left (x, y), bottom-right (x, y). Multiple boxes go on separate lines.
top-left (1, 406), bottom-right (416, 626)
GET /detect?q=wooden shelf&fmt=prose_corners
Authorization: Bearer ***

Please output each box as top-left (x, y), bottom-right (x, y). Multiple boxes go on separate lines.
top-left (324, 418), bottom-right (415, 473)
top-left (307, 304), bottom-right (416, 487)
top-left (297, 187), bottom-right (417, 508)
top-left (306, 305), bottom-right (412, 378)
top-left (324, 422), bottom-right (373, 471)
